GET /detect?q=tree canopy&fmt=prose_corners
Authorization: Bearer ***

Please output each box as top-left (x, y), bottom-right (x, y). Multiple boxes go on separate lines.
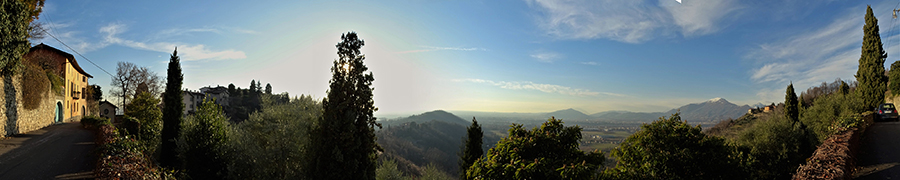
top-left (855, 5), bottom-right (888, 111)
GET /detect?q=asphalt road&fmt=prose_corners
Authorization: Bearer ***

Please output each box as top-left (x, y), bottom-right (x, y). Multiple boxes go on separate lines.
top-left (0, 123), bottom-right (95, 179)
top-left (855, 121), bottom-right (900, 179)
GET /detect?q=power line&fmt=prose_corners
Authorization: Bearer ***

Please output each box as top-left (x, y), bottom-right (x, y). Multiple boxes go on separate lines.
top-left (39, 14), bottom-right (114, 78)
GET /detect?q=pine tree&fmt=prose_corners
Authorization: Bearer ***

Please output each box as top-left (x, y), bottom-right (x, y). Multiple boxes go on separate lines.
top-left (308, 32), bottom-right (380, 180)
top-left (459, 117), bottom-right (483, 180)
top-left (785, 83), bottom-right (799, 122)
top-left (839, 80), bottom-right (851, 95)
top-left (855, 5), bottom-right (888, 111)
top-left (890, 61), bottom-right (900, 95)
top-left (265, 83), bottom-right (272, 94)
top-left (161, 48), bottom-right (183, 168)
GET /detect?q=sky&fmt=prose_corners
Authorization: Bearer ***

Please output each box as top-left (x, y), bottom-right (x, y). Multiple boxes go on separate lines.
top-left (31, 0), bottom-right (900, 116)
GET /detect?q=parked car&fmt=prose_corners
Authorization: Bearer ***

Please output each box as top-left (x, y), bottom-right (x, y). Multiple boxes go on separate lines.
top-left (876, 103), bottom-right (899, 121)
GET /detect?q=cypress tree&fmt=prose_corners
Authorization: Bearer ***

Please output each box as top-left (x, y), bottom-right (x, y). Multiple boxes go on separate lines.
top-left (161, 48), bottom-right (183, 168)
top-left (855, 5), bottom-right (888, 111)
top-left (890, 61), bottom-right (900, 96)
top-left (459, 117), bottom-right (483, 180)
top-left (265, 83), bottom-right (272, 94)
top-left (785, 83), bottom-right (799, 122)
top-left (308, 32), bottom-right (380, 180)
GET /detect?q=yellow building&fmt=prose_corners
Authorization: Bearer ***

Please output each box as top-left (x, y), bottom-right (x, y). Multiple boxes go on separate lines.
top-left (24, 43), bottom-right (93, 122)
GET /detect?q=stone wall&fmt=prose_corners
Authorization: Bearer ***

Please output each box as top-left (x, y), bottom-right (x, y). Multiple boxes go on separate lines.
top-left (0, 74), bottom-right (67, 137)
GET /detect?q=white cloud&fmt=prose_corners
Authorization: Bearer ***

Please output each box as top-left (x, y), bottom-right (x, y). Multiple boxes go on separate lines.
top-left (580, 61), bottom-right (600, 66)
top-left (525, 0), bottom-right (741, 43)
top-left (96, 23), bottom-right (246, 61)
top-left (530, 51), bottom-right (561, 63)
top-left (746, 3), bottom-right (898, 103)
top-left (454, 78), bottom-right (626, 97)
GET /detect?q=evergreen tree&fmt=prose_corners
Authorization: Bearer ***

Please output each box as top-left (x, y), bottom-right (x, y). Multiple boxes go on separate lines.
top-left (1, 0), bottom-right (30, 76)
top-left (855, 5), bottom-right (888, 111)
top-left (839, 80), bottom-right (851, 95)
top-left (228, 83), bottom-right (235, 95)
top-left (785, 83), bottom-right (799, 122)
top-left (179, 100), bottom-right (230, 179)
top-left (161, 48), bottom-right (184, 168)
top-left (890, 61), bottom-right (900, 95)
top-left (308, 32), bottom-right (380, 180)
top-left (265, 83), bottom-right (272, 94)
top-left (249, 80), bottom-right (257, 93)
top-left (459, 117), bottom-right (483, 180)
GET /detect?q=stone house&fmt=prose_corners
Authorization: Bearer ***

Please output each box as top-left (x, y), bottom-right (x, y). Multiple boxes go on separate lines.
top-left (23, 43), bottom-right (93, 122)
top-left (99, 100), bottom-right (117, 120)
top-left (182, 90), bottom-right (205, 115)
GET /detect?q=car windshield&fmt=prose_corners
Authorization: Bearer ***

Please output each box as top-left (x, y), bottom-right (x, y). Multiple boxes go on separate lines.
top-left (883, 104), bottom-right (895, 109)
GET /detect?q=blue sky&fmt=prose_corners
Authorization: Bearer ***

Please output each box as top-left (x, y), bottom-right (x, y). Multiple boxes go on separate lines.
top-left (32, 0), bottom-right (900, 115)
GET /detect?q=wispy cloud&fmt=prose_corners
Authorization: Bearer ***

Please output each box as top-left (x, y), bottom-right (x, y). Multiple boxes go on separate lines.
top-left (83, 23), bottom-right (246, 61)
top-left (454, 78), bottom-right (626, 97)
top-left (525, 0), bottom-right (741, 43)
top-left (745, 3), bottom-right (896, 102)
top-left (396, 46), bottom-right (487, 54)
top-left (579, 61), bottom-right (600, 66)
top-left (530, 51), bottom-right (561, 63)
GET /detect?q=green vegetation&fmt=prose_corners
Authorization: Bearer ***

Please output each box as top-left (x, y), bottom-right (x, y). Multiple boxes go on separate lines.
top-left (20, 62), bottom-right (47, 109)
top-left (308, 32), bottom-right (381, 180)
top-left (161, 48), bottom-right (183, 168)
top-left (785, 83), bottom-right (799, 122)
top-left (458, 118), bottom-right (482, 180)
top-left (1, 0), bottom-right (30, 76)
top-left (124, 92), bottom-right (163, 155)
top-left (890, 61), bottom-right (900, 95)
top-left (855, 5), bottom-right (887, 111)
top-left (467, 117), bottom-right (604, 179)
top-left (228, 94), bottom-right (319, 179)
top-left (178, 100), bottom-right (230, 179)
top-left (735, 112), bottom-right (815, 179)
top-left (609, 112), bottom-right (744, 180)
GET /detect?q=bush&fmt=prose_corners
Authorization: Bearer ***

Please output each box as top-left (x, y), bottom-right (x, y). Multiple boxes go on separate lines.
top-left (800, 92), bottom-right (864, 142)
top-left (178, 99), bottom-right (230, 179)
top-left (125, 92), bottom-right (162, 155)
top-left (735, 114), bottom-right (816, 179)
top-left (609, 112), bottom-right (745, 180)
top-left (227, 94), bottom-right (320, 179)
top-left (467, 117), bottom-right (604, 180)
top-left (80, 115), bottom-right (108, 129)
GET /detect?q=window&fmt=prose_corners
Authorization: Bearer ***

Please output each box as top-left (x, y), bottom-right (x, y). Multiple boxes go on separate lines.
top-left (104, 109), bottom-right (109, 115)
top-left (82, 76), bottom-right (85, 82)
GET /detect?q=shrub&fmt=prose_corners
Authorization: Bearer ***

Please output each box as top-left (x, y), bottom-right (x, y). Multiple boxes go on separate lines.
top-left (125, 92), bottom-right (162, 155)
top-left (610, 112), bottom-right (745, 180)
top-left (80, 115), bottom-right (108, 129)
top-left (735, 114), bottom-right (816, 179)
top-left (178, 99), bottom-right (230, 179)
top-left (800, 92), bottom-right (864, 142)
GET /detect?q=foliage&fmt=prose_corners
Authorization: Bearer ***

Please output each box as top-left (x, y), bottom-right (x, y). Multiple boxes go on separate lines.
top-left (800, 91), bottom-right (865, 142)
top-left (459, 117), bottom-right (483, 180)
top-left (467, 117), bottom-right (604, 180)
top-left (21, 63), bottom-right (47, 110)
top-left (421, 163), bottom-right (454, 180)
top-left (228, 94), bottom-right (320, 179)
top-left (88, 84), bottom-right (102, 101)
top-left (785, 83), bottom-right (799, 122)
top-left (1, 0), bottom-right (30, 76)
top-left (93, 120), bottom-right (167, 179)
top-left (610, 112), bottom-right (744, 180)
top-left (735, 114), bottom-right (816, 179)
top-left (265, 83), bottom-right (272, 94)
top-left (81, 115), bottom-right (109, 129)
top-left (125, 92), bottom-right (163, 155)
top-left (891, 61), bottom-right (900, 96)
top-left (855, 5), bottom-right (888, 111)
top-left (178, 99), bottom-right (230, 179)
top-left (800, 79), bottom-right (854, 107)
top-left (376, 159), bottom-right (408, 180)
top-left (307, 32), bottom-right (381, 180)
top-left (161, 48), bottom-right (183, 168)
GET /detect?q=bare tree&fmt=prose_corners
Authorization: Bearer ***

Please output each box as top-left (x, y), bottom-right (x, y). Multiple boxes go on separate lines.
top-left (110, 62), bottom-right (161, 113)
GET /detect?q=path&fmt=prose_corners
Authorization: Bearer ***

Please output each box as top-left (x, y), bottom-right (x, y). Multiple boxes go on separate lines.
top-left (0, 122), bottom-right (95, 179)
top-left (855, 121), bottom-right (900, 179)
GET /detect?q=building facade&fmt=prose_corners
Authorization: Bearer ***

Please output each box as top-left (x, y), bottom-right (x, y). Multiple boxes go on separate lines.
top-left (24, 43), bottom-right (93, 122)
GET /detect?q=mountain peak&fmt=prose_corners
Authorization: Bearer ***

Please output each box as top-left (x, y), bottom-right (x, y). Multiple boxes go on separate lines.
top-left (707, 97), bottom-right (727, 103)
